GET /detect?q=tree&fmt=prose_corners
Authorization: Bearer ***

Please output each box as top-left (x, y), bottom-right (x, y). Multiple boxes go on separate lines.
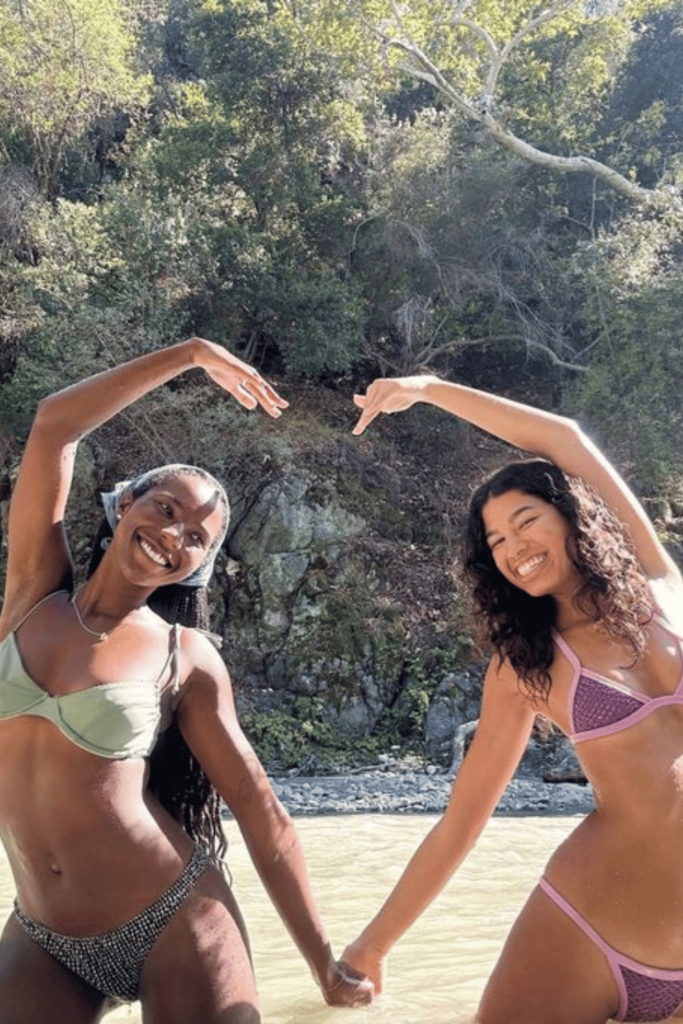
top-left (349, 109), bottom-right (577, 375)
top-left (294, 0), bottom-right (672, 202)
top-left (566, 191), bottom-right (683, 485)
top-left (128, 0), bottom-right (370, 375)
top-left (0, 0), bottom-right (151, 198)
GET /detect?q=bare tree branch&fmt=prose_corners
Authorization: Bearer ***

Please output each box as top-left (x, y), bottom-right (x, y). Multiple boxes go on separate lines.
top-left (362, 7), bottom-right (653, 203)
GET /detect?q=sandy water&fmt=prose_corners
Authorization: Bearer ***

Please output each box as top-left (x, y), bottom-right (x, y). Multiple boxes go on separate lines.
top-left (0, 814), bottom-right (579, 1023)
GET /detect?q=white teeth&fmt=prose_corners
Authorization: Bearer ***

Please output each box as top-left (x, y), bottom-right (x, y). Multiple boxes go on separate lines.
top-left (140, 538), bottom-right (169, 567)
top-left (517, 554), bottom-right (545, 578)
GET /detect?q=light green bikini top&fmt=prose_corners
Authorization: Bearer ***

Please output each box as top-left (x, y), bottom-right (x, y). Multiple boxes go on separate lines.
top-left (0, 592), bottom-right (180, 760)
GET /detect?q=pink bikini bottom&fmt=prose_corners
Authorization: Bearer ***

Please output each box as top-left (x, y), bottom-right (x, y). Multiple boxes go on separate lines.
top-left (540, 877), bottom-right (683, 1022)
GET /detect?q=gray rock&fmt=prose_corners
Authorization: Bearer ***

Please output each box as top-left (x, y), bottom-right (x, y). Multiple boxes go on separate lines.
top-left (247, 769), bottom-right (594, 818)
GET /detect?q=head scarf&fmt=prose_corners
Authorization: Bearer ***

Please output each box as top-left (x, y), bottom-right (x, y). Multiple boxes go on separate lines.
top-left (101, 464), bottom-right (230, 588)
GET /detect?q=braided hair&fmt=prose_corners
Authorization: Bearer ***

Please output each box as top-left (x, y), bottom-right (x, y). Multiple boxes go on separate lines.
top-left (87, 466), bottom-right (230, 866)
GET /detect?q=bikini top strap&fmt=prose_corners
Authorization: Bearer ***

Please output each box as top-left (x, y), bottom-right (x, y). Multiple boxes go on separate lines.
top-left (166, 625), bottom-right (223, 709)
top-left (169, 623), bottom-right (182, 696)
top-left (12, 590), bottom-right (69, 633)
top-left (552, 629), bottom-right (582, 673)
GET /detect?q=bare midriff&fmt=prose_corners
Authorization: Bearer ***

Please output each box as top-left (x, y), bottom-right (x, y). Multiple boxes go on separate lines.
top-left (0, 714), bottom-right (192, 934)
top-left (544, 704), bottom-right (683, 968)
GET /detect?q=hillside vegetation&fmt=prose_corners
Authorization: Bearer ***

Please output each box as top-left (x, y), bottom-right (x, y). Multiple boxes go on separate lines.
top-left (2, 0), bottom-right (683, 768)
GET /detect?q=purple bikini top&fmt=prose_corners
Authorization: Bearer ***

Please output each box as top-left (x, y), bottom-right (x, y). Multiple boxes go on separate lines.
top-left (553, 619), bottom-right (683, 743)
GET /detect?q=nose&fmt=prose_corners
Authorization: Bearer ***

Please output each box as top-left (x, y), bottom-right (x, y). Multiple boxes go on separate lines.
top-left (509, 531), bottom-right (527, 558)
top-left (160, 521), bottom-right (184, 548)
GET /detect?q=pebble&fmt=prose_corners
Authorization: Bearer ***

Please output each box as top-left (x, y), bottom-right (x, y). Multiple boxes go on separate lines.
top-left (261, 771), bottom-right (594, 817)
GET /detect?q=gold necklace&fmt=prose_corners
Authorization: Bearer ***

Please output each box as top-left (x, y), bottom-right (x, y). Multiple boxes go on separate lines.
top-left (70, 587), bottom-right (108, 642)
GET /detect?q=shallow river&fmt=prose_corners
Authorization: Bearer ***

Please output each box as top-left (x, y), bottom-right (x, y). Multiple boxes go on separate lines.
top-left (0, 814), bottom-right (579, 1023)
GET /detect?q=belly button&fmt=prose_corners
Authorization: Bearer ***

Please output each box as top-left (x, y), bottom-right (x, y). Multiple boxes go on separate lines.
top-left (49, 862), bottom-right (62, 875)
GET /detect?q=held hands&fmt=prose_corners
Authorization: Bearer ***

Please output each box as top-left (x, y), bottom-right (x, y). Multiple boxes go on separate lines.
top-left (342, 937), bottom-right (387, 997)
top-left (190, 337), bottom-right (289, 418)
top-left (352, 375), bottom-right (438, 435)
top-left (320, 959), bottom-right (375, 1007)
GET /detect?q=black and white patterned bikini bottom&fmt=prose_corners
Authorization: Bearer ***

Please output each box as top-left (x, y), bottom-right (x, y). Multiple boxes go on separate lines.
top-left (14, 845), bottom-right (210, 1002)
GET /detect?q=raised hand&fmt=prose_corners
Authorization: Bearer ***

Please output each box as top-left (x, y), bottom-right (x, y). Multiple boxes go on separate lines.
top-left (192, 337), bottom-right (289, 418)
top-left (352, 375), bottom-right (437, 435)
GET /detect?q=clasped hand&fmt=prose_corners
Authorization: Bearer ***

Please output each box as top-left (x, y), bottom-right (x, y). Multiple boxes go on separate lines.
top-left (321, 959), bottom-right (375, 1007)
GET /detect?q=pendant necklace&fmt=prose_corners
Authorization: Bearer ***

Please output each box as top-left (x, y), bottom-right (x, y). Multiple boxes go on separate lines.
top-left (70, 587), bottom-right (108, 642)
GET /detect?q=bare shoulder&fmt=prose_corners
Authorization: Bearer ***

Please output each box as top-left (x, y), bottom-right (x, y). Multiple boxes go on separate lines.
top-left (483, 656), bottom-right (528, 701)
top-left (175, 624), bottom-right (232, 693)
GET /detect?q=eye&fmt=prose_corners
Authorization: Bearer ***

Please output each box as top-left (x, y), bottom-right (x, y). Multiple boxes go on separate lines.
top-left (489, 536), bottom-right (503, 551)
top-left (520, 516), bottom-right (538, 529)
top-left (190, 532), bottom-right (206, 548)
top-left (158, 501), bottom-right (173, 517)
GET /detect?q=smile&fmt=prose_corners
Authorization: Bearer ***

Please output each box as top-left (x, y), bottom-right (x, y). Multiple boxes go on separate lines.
top-left (516, 553), bottom-right (546, 578)
top-left (139, 537), bottom-right (171, 568)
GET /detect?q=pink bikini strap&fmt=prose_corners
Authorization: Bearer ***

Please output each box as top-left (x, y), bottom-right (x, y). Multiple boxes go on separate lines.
top-left (539, 877), bottom-right (628, 1021)
top-left (552, 630), bottom-right (581, 672)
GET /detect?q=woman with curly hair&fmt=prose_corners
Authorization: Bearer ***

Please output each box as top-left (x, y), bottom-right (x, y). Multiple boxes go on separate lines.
top-left (0, 338), bottom-right (372, 1023)
top-left (345, 375), bottom-right (683, 1024)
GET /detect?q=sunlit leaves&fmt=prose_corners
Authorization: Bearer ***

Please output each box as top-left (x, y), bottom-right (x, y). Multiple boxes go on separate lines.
top-left (0, 0), bottom-right (151, 196)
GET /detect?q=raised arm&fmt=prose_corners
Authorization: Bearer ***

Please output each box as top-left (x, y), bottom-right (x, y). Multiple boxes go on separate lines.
top-left (1, 338), bottom-right (287, 630)
top-left (343, 657), bottom-right (536, 994)
top-left (174, 631), bottom-right (373, 1008)
top-left (353, 375), bottom-right (681, 592)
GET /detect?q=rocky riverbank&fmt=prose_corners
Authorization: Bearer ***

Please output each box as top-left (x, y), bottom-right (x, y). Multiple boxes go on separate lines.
top-left (266, 769), bottom-right (593, 817)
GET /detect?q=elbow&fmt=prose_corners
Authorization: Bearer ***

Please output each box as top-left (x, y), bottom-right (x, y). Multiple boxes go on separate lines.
top-left (33, 394), bottom-right (62, 434)
top-left (538, 415), bottom-right (585, 463)
top-left (32, 394), bottom-right (80, 446)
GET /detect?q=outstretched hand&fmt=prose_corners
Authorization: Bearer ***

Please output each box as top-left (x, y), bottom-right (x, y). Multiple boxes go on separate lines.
top-left (352, 375), bottom-right (437, 435)
top-left (321, 959), bottom-right (375, 1007)
top-left (191, 337), bottom-right (289, 418)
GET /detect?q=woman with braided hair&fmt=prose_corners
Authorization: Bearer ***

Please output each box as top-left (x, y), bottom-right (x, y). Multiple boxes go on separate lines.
top-left (0, 338), bottom-right (372, 1022)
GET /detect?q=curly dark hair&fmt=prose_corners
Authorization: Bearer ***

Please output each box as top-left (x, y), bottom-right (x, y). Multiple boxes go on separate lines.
top-left (462, 458), bottom-right (651, 703)
top-left (87, 467), bottom-right (230, 867)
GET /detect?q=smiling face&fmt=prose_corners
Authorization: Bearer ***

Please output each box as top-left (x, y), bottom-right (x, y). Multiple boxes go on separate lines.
top-left (481, 489), bottom-right (580, 600)
top-left (114, 473), bottom-right (227, 587)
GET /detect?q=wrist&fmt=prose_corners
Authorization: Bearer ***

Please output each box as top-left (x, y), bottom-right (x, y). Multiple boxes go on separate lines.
top-left (356, 924), bottom-right (392, 958)
top-left (185, 336), bottom-right (210, 367)
top-left (310, 943), bottom-right (337, 991)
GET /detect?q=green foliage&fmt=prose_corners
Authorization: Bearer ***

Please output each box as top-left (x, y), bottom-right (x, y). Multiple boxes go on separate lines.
top-left (4, 0), bottom-right (683, 769)
top-left (352, 109), bottom-right (565, 374)
top-left (570, 194), bottom-right (683, 486)
top-left (241, 696), bottom-right (383, 770)
top-left (0, 0), bottom-right (151, 197)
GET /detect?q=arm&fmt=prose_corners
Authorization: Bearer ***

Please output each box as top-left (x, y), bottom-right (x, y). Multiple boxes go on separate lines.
top-left (343, 657), bottom-right (536, 993)
top-left (352, 375), bottom-right (681, 591)
top-left (174, 631), bottom-right (373, 1008)
top-left (1, 338), bottom-right (287, 631)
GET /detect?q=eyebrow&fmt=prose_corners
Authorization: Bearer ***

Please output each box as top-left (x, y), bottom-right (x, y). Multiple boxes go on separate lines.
top-left (484, 503), bottom-right (538, 540)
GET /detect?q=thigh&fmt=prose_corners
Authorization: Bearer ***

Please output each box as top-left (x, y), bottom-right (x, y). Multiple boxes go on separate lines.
top-left (476, 885), bottom-right (620, 1024)
top-left (141, 862), bottom-right (260, 1024)
top-left (0, 912), bottom-right (108, 1024)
